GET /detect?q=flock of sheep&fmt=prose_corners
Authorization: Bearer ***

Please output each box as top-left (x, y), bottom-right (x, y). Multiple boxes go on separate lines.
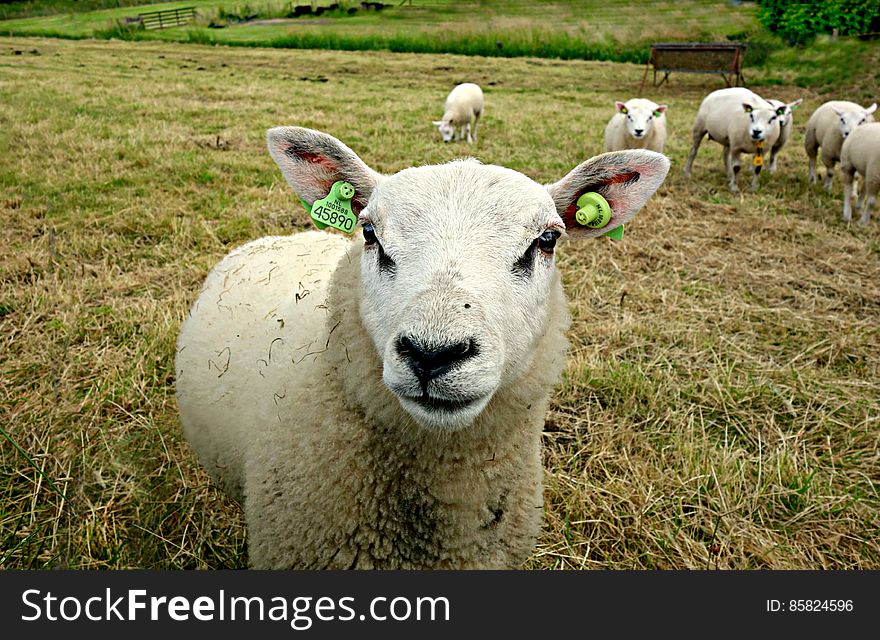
top-left (434, 82), bottom-right (879, 225)
top-left (174, 75), bottom-right (876, 570)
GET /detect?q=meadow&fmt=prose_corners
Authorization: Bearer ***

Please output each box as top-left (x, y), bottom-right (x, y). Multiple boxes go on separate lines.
top-left (1, 33), bottom-right (879, 569)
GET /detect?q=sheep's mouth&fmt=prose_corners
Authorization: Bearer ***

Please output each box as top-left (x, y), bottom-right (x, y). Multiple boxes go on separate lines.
top-left (402, 393), bottom-right (483, 413)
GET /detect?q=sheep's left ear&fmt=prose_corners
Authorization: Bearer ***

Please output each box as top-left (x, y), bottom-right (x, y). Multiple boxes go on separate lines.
top-left (654, 104), bottom-right (668, 115)
top-left (545, 150), bottom-right (670, 239)
top-left (866, 103), bottom-right (878, 115)
top-left (432, 120), bottom-right (444, 126)
top-left (267, 126), bottom-right (382, 214)
top-left (787, 98), bottom-right (803, 112)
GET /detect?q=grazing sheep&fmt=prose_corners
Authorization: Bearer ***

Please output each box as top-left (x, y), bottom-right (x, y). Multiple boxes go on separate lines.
top-left (175, 126), bottom-right (669, 569)
top-left (765, 97), bottom-right (803, 173)
top-left (433, 82), bottom-right (484, 144)
top-left (804, 100), bottom-right (877, 190)
top-left (684, 87), bottom-right (786, 192)
top-left (840, 122), bottom-right (880, 226)
top-left (603, 98), bottom-right (668, 153)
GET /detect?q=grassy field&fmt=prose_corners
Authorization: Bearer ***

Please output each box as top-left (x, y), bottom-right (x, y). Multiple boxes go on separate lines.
top-left (1, 35), bottom-right (879, 570)
top-left (0, 0), bottom-right (761, 63)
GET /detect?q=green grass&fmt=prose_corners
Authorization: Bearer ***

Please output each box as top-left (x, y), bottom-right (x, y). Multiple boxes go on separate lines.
top-left (1, 35), bottom-right (878, 570)
top-left (0, 0), bottom-right (762, 64)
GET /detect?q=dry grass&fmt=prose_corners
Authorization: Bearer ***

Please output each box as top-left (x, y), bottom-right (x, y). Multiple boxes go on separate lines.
top-left (1, 36), bottom-right (878, 570)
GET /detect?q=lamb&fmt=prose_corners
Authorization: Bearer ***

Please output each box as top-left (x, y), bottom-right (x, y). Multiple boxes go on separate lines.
top-left (175, 125), bottom-right (669, 569)
top-left (765, 97), bottom-right (803, 173)
top-left (603, 98), bottom-right (668, 153)
top-left (840, 122), bottom-right (880, 226)
top-left (433, 82), bottom-right (484, 144)
top-left (804, 100), bottom-right (877, 189)
top-left (684, 87), bottom-right (786, 192)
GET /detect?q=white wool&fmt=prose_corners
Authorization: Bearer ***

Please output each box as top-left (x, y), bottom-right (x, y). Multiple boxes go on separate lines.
top-left (604, 97), bottom-right (668, 153)
top-left (433, 82), bottom-right (484, 144)
top-left (804, 100), bottom-right (877, 190)
top-left (684, 87), bottom-right (785, 192)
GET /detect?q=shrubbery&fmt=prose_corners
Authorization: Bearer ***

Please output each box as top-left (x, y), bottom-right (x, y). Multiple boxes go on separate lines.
top-left (757, 0), bottom-right (880, 45)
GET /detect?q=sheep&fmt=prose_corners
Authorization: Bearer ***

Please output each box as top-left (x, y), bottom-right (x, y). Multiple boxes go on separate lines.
top-left (175, 125), bottom-right (670, 569)
top-left (433, 82), bottom-right (484, 144)
top-left (603, 98), bottom-right (668, 153)
top-left (684, 87), bottom-right (786, 192)
top-left (765, 97), bottom-right (803, 173)
top-left (840, 122), bottom-right (880, 226)
top-left (804, 100), bottom-right (877, 190)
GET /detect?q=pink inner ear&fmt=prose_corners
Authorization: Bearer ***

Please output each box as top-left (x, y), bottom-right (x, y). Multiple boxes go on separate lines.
top-left (560, 171), bottom-right (640, 229)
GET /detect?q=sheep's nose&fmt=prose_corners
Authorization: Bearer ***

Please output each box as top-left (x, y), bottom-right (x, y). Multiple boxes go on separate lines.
top-left (751, 129), bottom-right (763, 139)
top-left (396, 335), bottom-right (478, 387)
top-left (634, 128), bottom-right (644, 136)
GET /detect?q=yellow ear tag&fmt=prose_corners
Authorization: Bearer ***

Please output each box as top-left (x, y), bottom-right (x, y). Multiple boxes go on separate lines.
top-left (575, 192), bottom-right (625, 241)
top-left (753, 141), bottom-right (764, 167)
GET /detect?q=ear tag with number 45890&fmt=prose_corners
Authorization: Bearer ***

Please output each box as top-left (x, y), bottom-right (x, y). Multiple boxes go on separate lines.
top-left (304, 181), bottom-right (357, 234)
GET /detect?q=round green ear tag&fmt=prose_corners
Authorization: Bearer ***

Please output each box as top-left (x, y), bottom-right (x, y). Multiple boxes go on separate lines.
top-left (575, 192), bottom-right (612, 228)
top-left (575, 191), bottom-right (624, 241)
top-left (308, 181), bottom-right (357, 234)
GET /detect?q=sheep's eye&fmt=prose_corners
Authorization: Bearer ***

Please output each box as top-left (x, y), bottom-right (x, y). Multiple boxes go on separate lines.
top-left (537, 229), bottom-right (560, 253)
top-left (362, 223), bottom-right (377, 246)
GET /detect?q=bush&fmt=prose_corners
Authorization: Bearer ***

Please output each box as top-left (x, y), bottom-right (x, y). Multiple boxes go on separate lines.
top-left (757, 0), bottom-right (880, 45)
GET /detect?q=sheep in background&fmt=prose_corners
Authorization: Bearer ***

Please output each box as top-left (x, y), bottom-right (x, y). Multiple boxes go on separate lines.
top-left (805, 100), bottom-right (877, 190)
top-left (175, 126), bottom-right (669, 569)
top-left (604, 98), bottom-right (668, 153)
top-left (840, 122), bottom-right (880, 226)
top-left (433, 82), bottom-right (484, 144)
top-left (684, 87), bottom-right (785, 192)
top-left (765, 97), bottom-right (803, 173)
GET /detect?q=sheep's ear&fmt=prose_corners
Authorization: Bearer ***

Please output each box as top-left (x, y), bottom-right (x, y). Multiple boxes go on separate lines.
top-left (267, 126), bottom-right (381, 214)
top-left (787, 98), bottom-right (803, 112)
top-left (866, 103), bottom-right (878, 115)
top-left (831, 106), bottom-right (845, 117)
top-left (742, 103), bottom-right (754, 114)
top-left (432, 120), bottom-right (444, 126)
top-left (654, 104), bottom-right (668, 115)
top-left (615, 101), bottom-right (628, 114)
top-left (774, 105), bottom-right (787, 116)
top-left (545, 150), bottom-right (670, 239)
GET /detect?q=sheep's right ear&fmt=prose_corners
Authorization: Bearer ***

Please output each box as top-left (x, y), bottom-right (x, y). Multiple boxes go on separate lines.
top-left (545, 150), bottom-right (670, 239)
top-left (615, 101), bottom-right (628, 114)
top-left (267, 126), bottom-right (382, 214)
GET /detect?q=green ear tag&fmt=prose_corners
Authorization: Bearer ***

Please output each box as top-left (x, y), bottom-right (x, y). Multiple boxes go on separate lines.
top-left (575, 192), bottom-right (624, 241)
top-left (604, 224), bottom-right (624, 241)
top-left (308, 181), bottom-right (357, 234)
top-left (575, 192), bottom-right (613, 228)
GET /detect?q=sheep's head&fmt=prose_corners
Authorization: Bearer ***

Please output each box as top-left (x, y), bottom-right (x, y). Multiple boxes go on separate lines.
top-left (268, 126), bottom-right (669, 431)
top-left (616, 99), bottom-right (666, 140)
top-left (741, 101), bottom-right (785, 142)
top-left (767, 98), bottom-right (803, 130)
top-left (831, 103), bottom-right (877, 139)
top-left (432, 119), bottom-right (456, 143)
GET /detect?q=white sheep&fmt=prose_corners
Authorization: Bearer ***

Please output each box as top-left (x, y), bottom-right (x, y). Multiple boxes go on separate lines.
top-left (804, 100), bottom-right (877, 190)
top-left (175, 125), bottom-right (669, 569)
top-left (603, 98), bottom-right (668, 153)
top-left (433, 82), bottom-right (484, 144)
top-left (840, 122), bottom-right (880, 226)
top-left (684, 87), bottom-right (786, 192)
top-left (765, 97), bottom-right (803, 173)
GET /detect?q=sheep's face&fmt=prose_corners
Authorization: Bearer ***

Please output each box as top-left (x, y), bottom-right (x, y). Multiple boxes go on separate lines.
top-left (741, 102), bottom-right (784, 142)
top-left (767, 98), bottom-right (801, 131)
top-left (617, 101), bottom-right (665, 141)
top-left (267, 126), bottom-right (670, 432)
top-left (832, 104), bottom-right (877, 139)
top-left (433, 120), bottom-right (456, 143)
top-left (359, 162), bottom-right (564, 430)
